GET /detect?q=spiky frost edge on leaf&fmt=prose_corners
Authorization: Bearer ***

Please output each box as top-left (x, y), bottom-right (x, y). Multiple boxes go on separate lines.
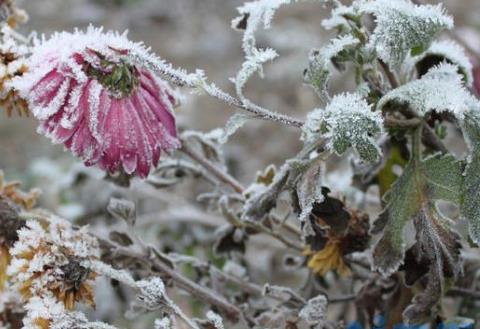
top-left (303, 92), bottom-right (383, 162)
top-left (413, 40), bottom-right (473, 86)
top-left (360, 0), bottom-right (453, 68)
top-left (321, 2), bottom-right (361, 31)
top-left (377, 63), bottom-right (476, 119)
top-left (304, 35), bottom-right (360, 99)
top-left (371, 153), bottom-right (463, 277)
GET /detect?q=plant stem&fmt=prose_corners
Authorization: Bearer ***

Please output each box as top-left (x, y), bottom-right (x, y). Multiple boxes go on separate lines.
top-left (378, 59), bottom-right (399, 89)
top-left (141, 55), bottom-right (304, 129)
top-left (180, 142), bottom-right (245, 194)
top-left (384, 117), bottom-right (422, 129)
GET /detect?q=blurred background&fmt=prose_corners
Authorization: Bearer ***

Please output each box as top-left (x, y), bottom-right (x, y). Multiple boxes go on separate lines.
top-left (1, 0), bottom-right (480, 327)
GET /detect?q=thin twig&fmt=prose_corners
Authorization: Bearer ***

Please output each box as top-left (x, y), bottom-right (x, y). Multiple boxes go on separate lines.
top-left (180, 142), bottom-right (245, 194)
top-left (141, 55), bottom-right (304, 129)
top-left (384, 117), bottom-right (422, 129)
top-left (378, 59), bottom-right (399, 89)
top-left (101, 240), bottom-right (244, 322)
top-left (448, 287), bottom-right (480, 300)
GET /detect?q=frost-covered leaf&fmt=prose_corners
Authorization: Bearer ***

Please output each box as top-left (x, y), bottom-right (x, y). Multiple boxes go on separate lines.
top-left (303, 92), bottom-right (383, 162)
top-left (322, 2), bottom-right (362, 32)
top-left (460, 111), bottom-right (480, 245)
top-left (360, 0), bottom-right (453, 68)
top-left (231, 0), bottom-right (293, 98)
top-left (242, 151), bottom-right (326, 223)
top-left (304, 35), bottom-right (360, 98)
top-left (372, 153), bottom-right (463, 276)
top-left (377, 63), bottom-right (477, 119)
top-left (299, 295), bottom-right (328, 325)
top-left (414, 40), bottom-right (473, 86)
top-left (212, 113), bottom-right (258, 144)
top-left (107, 198), bottom-right (136, 226)
top-left (233, 47), bottom-right (278, 99)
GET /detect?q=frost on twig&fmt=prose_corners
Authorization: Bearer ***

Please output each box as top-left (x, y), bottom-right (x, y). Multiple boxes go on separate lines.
top-left (303, 92), bottom-right (383, 162)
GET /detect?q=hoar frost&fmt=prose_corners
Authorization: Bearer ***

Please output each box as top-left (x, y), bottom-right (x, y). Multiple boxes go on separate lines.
top-left (303, 92), bottom-right (383, 162)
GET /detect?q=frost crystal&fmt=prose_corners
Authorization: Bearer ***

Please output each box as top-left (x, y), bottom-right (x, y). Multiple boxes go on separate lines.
top-left (299, 294), bottom-right (328, 325)
top-left (360, 0), bottom-right (453, 68)
top-left (135, 277), bottom-right (167, 310)
top-left (206, 310), bottom-right (225, 329)
top-left (304, 35), bottom-right (360, 99)
top-left (9, 26), bottom-right (181, 178)
top-left (154, 317), bottom-right (172, 329)
top-left (303, 92), bottom-right (383, 162)
top-left (321, 2), bottom-right (361, 32)
top-left (377, 63), bottom-right (478, 119)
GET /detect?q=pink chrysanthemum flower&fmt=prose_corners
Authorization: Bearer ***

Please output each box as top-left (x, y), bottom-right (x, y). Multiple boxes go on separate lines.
top-left (10, 26), bottom-right (180, 178)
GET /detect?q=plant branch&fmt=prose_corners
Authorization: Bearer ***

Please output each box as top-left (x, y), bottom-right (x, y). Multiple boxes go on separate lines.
top-left (140, 55), bottom-right (304, 128)
top-left (180, 142), bottom-right (245, 194)
top-left (378, 59), bottom-right (399, 89)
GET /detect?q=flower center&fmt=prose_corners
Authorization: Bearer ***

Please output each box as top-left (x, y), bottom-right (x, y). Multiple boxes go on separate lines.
top-left (84, 55), bottom-right (139, 98)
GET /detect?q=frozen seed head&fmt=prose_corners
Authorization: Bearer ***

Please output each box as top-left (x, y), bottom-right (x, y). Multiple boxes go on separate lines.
top-left (7, 217), bottom-right (99, 311)
top-left (10, 26), bottom-right (181, 178)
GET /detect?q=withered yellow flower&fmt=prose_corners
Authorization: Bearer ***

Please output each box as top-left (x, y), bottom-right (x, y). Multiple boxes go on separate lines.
top-left (303, 238), bottom-right (351, 277)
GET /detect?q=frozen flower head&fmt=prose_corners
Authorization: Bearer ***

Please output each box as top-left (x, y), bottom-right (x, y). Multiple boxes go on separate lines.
top-left (8, 216), bottom-right (99, 311)
top-left (10, 26), bottom-right (181, 178)
top-left (0, 26), bottom-right (29, 117)
top-left (0, 170), bottom-right (40, 290)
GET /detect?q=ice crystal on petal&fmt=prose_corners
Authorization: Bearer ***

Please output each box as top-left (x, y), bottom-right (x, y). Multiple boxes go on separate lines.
top-left (9, 26), bottom-right (181, 178)
top-left (303, 92), bottom-right (383, 162)
top-left (377, 63), bottom-right (478, 119)
top-left (360, 0), bottom-right (453, 68)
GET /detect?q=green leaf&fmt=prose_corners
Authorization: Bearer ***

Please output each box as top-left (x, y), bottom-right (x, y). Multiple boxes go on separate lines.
top-left (360, 0), bottom-right (453, 68)
top-left (377, 63), bottom-right (476, 118)
top-left (460, 112), bottom-right (480, 244)
top-left (303, 92), bottom-right (383, 162)
top-left (413, 40), bottom-right (473, 86)
top-left (372, 153), bottom-right (463, 276)
top-left (304, 35), bottom-right (360, 99)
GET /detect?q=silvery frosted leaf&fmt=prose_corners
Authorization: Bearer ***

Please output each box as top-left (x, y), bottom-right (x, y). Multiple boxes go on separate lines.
top-left (360, 0), bottom-right (453, 68)
top-left (414, 40), bottom-right (473, 86)
top-left (372, 154), bottom-right (463, 277)
top-left (303, 92), bottom-right (383, 162)
top-left (304, 35), bottom-right (360, 98)
top-left (377, 63), bottom-right (477, 119)
top-left (322, 2), bottom-right (362, 32)
top-left (242, 153), bottom-right (325, 223)
top-left (107, 198), bottom-right (136, 226)
top-left (215, 112), bottom-right (257, 144)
